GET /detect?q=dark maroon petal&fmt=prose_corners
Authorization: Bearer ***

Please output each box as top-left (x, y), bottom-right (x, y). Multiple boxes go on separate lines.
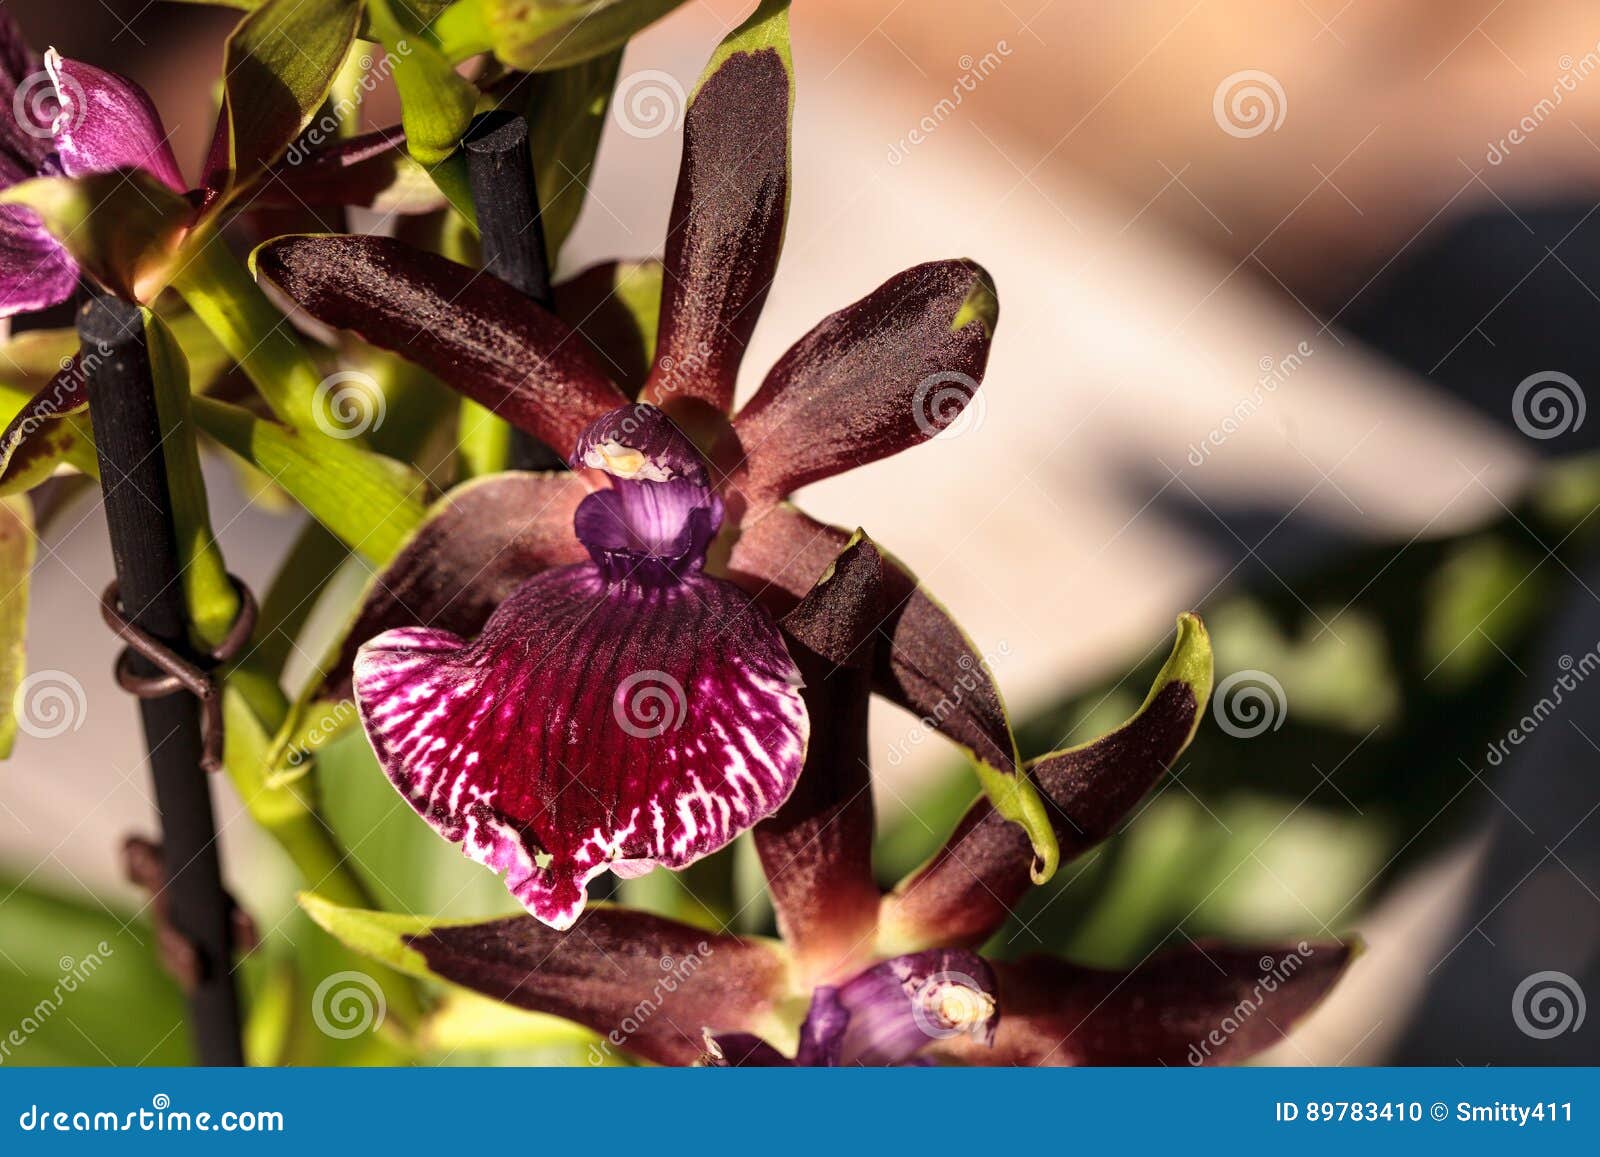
top-left (403, 907), bottom-right (790, 1066)
top-left (571, 403), bottom-right (722, 581)
top-left (728, 503), bottom-right (1019, 775)
top-left (700, 1032), bottom-right (793, 1066)
top-left (354, 563), bottom-right (807, 930)
top-left (0, 10), bottom-right (49, 171)
top-left (939, 942), bottom-right (1354, 1066)
top-left (313, 472), bottom-right (590, 704)
top-left (46, 53), bottom-right (185, 193)
top-left (640, 23), bottom-right (792, 414)
top-left (704, 984), bottom-right (849, 1067)
top-left (255, 234), bottom-right (627, 454)
top-left (554, 260), bottom-right (661, 399)
top-left (834, 949), bottom-right (998, 1066)
top-left (248, 126), bottom-right (443, 214)
top-left (881, 614), bottom-right (1212, 952)
top-left (0, 357), bottom-right (88, 489)
top-left (733, 260), bottom-right (997, 500)
top-left (755, 534), bottom-right (883, 984)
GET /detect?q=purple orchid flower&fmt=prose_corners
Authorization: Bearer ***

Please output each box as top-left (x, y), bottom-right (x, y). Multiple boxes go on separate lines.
top-left (0, 10), bottom-right (186, 317)
top-left (254, 1), bottom-right (1060, 946)
top-left (353, 403), bottom-right (809, 930)
top-left (306, 533), bottom-right (1354, 1066)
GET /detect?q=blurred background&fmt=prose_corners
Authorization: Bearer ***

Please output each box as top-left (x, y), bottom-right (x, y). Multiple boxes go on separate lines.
top-left (2, 0), bottom-right (1599, 1064)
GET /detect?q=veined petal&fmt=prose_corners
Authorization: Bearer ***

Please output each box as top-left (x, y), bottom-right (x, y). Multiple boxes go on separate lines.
top-left (640, 0), bottom-right (793, 414)
top-left (353, 564), bottom-right (807, 930)
top-left (755, 533), bottom-right (884, 984)
top-left (936, 941), bottom-right (1354, 1066)
top-left (301, 893), bottom-right (791, 1068)
top-left (881, 615), bottom-right (1213, 953)
top-left (0, 10), bottom-right (50, 171)
top-left (309, 472), bottom-right (590, 706)
top-left (255, 234), bottom-right (628, 455)
top-left (733, 260), bottom-right (998, 500)
top-left (46, 53), bottom-right (185, 193)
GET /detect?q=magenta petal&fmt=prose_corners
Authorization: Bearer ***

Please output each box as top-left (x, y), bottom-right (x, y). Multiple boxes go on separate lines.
top-left (833, 950), bottom-right (998, 1066)
top-left (46, 53), bottom-right (185, 193)
top-left (0, 10), bottom-right (50, 170)
top-left (354, 564), bottom-right (807, 930)
top-left (0, 200), bottom-right (78, 317)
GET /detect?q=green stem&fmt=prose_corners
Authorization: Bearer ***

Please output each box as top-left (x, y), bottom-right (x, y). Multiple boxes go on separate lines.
top-left (171, 229), bottom-right (328, 434)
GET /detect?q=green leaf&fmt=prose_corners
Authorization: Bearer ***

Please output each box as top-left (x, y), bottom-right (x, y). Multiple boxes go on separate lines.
top-left (0, 375), bottom-right (96, 497)
top-left (525, 50), bottom-right (623, 260)
top-left (441, 0), bottom-right (688, 71)
top-left (0, 496), bottom-right (34, 758)
top-left (0, 171), bottom-right (190, 302)
top-left (145, 309), bottom-right (241, 648)
top-left (192, 396), bottom-right (428, 564)
top-left (207, 0), bottom-right (364, 195)
top-left (367, 0), bottom-right (479, 168)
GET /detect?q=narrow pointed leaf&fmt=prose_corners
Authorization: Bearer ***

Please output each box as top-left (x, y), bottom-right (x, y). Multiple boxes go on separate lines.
top-left (443, 0), bottom-right (688, 71)
top-left (256, 234), bottom-right (627, 454)
top-left (733, 259), bottom-right (997, 499)
top-left (641, 0), bottom-right (793, 413)
top-left (523, 49), bottom-right (622, 260)
top-left (881, 614), bottom-right (1213, 953)
top-left (300, 892), bottom-right (792, 1066)
top-left (192, 396), bottom-right (427, 564)
top-left (202, 0), bottom-right (363, 195)
top-left (0, 362), bottom-right (94, 495)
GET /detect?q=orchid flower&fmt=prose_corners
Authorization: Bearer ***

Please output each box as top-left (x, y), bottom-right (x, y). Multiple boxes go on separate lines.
top-left (354, 402), bottom-right (809, 929)
top-left (255, 0), bottom-right (1060, 912)
top-left (0, 10), bottom-right (186, 316)
top-left (303, 533), bottom-right (1355, 1066)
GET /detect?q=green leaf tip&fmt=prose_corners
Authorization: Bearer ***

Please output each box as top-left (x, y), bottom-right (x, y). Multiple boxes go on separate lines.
top-left (951, 266), bottom-right (998, 335)
top-left (696, 0), bottom-right (793, 100)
